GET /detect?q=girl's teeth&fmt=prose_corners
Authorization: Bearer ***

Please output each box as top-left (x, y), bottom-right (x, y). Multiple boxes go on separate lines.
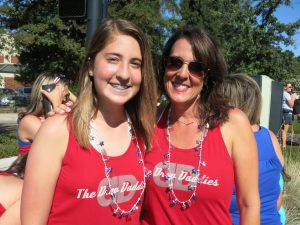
top-left (112, 84), bottom-right (128, 90)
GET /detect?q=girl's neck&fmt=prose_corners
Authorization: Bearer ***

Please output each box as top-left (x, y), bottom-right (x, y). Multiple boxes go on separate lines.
top-left (95, 105), bottom-right (127, 128)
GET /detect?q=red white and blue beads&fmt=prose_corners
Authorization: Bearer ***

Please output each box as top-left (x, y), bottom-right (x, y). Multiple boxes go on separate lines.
top-left (165, 107), bottom-right (209, 210)
top-left (90, 112), bottom-right (147, 219)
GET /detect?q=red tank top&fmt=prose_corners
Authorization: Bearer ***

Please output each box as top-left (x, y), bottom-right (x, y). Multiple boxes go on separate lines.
top-left (0, 203), bottom-right (5, 217)
top-left (47, 120), bottom-right (146, 225)
top-left (141, 108), bottom-right (234, 225)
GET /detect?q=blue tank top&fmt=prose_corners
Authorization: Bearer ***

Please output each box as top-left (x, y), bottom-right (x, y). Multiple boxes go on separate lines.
top-left (230, 126), bottom-right (283, 225)
top-left (16, 127), bottom-right (32, 155)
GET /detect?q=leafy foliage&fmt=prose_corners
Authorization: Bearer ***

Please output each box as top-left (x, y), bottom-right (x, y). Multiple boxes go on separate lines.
top-left (109, 0), bottom-right (171, 59)
top-left (178, 0), bottom-right (300, 81)
top-left (0, 0), bottom-right (86, 84)
top-left (0, 0), bottom-right (299, 84)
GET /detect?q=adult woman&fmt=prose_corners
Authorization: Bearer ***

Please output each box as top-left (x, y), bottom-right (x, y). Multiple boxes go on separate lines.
top-left (21, 19), bottom-right (157, 225)
top-left (17, 72), bottom-right (70, 156)
top-left (141, 27), bottom-right (260, 225)
top-left (218, 74), bottom-right (284, 225)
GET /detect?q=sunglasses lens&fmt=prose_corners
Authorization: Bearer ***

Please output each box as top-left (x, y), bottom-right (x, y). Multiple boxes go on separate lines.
top-left (189, 62), bottom-right (206, 75)
top-left (166, 57), bottom-right (183, 71)
top-left (164, 56), bottom-right (207, 77)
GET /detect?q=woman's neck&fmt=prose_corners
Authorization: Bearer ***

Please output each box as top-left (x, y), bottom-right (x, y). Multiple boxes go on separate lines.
top-left (170, 101), bottom-right (200, 124)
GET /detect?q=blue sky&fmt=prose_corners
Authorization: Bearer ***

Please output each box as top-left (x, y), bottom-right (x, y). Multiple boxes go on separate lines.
top-left (274, 0), bottom-right (300, 56)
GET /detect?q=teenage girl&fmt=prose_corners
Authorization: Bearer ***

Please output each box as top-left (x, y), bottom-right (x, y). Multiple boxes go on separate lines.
top-left (21, 19), bottom-right (157, 225)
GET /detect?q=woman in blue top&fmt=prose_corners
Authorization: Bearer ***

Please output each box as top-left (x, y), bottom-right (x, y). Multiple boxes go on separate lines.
top-left (217, 74), bottom-right (285, 225)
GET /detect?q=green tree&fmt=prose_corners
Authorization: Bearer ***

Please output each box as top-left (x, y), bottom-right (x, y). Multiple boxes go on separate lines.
top-left (289, 56), bottom-right (300, 91)
top-left (1, 0), bottom-right (171, 83)
top-left (178, 0), bottom-right (300, 81)
top-left (109, 0), bottom-right (167, 59)
top-left (1, 0), bottom-right (299, 85)
top-left (0, 0), bottom-right (86, 84)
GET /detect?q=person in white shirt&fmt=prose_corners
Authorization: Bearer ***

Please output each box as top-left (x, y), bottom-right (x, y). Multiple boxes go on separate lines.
top-left (281, 83), bottom-right (297, 149)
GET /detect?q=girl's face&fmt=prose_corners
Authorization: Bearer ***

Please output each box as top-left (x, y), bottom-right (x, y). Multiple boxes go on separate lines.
top-left (90, 34), bottom-right (142, 108)
top-left (164, 38), bottom-right (206, 107)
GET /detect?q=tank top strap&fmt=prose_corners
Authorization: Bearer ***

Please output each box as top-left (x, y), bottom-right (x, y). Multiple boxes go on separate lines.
top-left (255, 126), bottom-right (278, 160)
top-left (60, 114), bottom-right (83, 165)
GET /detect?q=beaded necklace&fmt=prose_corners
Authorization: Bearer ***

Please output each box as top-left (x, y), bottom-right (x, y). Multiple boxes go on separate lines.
top-left (165, 107), bottom-right (209, 210)
top-left (89, 112), bottom-right (146, 219)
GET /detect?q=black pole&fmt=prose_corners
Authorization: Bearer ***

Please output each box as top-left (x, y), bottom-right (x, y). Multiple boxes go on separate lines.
top-left (86, 0), bottom-right (108, 46)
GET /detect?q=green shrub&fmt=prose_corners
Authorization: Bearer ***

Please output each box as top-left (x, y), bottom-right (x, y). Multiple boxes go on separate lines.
top-left (0, 131), bottom-right (18, 158)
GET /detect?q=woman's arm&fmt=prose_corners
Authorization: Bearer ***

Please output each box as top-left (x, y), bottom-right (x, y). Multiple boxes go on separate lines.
top-left (222, 108), bottom-right (260, 225)
top-left (21, 115), bottom-right (69, 225)
top-left (18, 115), bottom-right (43, 142)
top-left (269, 130), bottom-right (284, 166)
top-left (277, 191), bottom-right (283, 209)
top-left (287, 93), bottom-right (297, 108)
top-left (269, 129), bottom-right (285, 211)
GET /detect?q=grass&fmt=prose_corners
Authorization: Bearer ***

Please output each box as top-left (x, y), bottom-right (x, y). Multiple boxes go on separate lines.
top-left (289, 119), bottom-right (300, 134)
top-left (283, 147), bottom-right (300, 225)
top-left (0, 131), bottom-right (18, 158)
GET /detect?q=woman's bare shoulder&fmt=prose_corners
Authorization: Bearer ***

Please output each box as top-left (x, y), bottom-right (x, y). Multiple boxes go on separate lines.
top-left (222, 108), bottom-right (250, 131)
top-left (19, 114), bottom-right (42, 126)
top-left (228, 108), bottom-right (248, 122)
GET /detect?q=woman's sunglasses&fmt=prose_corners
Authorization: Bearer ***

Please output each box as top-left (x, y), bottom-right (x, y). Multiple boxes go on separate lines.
top-left (164, 56), bottom-right (208, 77)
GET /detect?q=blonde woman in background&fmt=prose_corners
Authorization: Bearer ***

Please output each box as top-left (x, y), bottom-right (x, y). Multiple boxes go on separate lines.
top-left (217, 74), bottom-right (284, 225)
top-left (17, 72), bottom-right (72, 156)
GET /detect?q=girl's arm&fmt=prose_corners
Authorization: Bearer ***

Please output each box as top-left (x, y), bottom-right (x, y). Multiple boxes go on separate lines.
top-left (21, 115), bottom-right (69, 225)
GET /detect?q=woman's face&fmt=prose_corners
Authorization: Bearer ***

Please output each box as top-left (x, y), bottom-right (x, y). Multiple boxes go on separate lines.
top-left (164, 38), bottom-right (205, 107)
top-left (90, 34), bottom-right (142, 108)
top-left (56, 82), bottom-right (68, 100)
